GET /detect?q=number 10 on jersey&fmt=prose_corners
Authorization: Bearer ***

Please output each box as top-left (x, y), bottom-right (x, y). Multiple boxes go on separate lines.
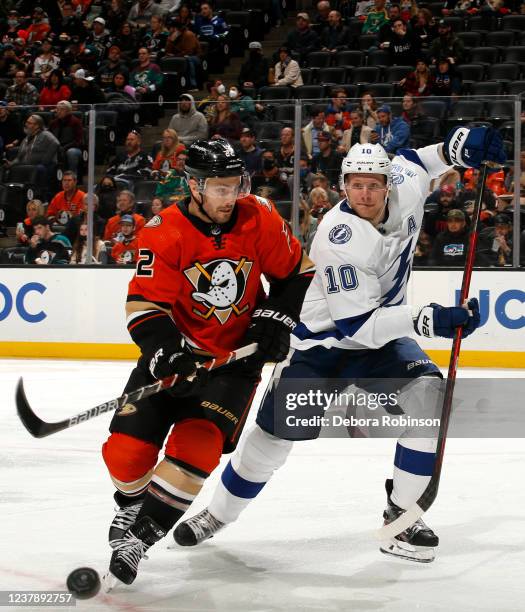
top-left (324, 265), bottom-right (359, 293)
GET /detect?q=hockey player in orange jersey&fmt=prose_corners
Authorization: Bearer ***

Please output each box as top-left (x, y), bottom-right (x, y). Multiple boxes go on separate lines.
top-left (101, 138), bottom-right (315, 588)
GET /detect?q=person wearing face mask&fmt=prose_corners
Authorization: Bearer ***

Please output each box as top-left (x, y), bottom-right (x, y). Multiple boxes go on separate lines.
top-left (96, 176), bottom-right (119, 221)
top-left (238, 41), bottom-right (269, 92)
top-left (228, 86), bottom-right (256, 125)
top-left (2, 10), bottom-right (22, 44)
top-left (251, 149), bottom-right (291, 201)
top-left (164, 18), bottom-right (202, 92)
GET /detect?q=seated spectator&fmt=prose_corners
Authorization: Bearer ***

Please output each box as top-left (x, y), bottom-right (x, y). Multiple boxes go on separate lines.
top-left (96, 175), bottom-right (119, 221)
top-left (325, 88), bottom-right (352, 133)
top-left (111, 215), bottom-right (140, 264)
top-left (168, 93), bottom-right (208, 146)
top-left (16, 199), bottom-right (45, 245)
top-left (130, 48), bottom-right (164, 125)
top-left (272, 46), bottom-right (303, 88)
top-left (47, 171), bottom-right (86, 224)
top-left (355, 0), bottom-right (377, 18)
top-left (413, 230), bottom-right (433, 266)
top-left (2, 10), bottom-right (24, 45)
top-left (309, 186), bottom-right (333, 221)
top-left (0, 44), bottom-right (26, 79)
top-left (298, 198), bottom-right (318, 253)
top-left (314, 1), bottom-right (332, 29)
top-left (53, 2), bottom-right (87, 41)
top-left (197, 80), bottom-right (223, 122)
top-left (155, 151), bottom-right (190, 204)
top-left (431, 57), bottom-right (461, 98)
top-left (340, 108), bottom-right (373, 152)
top-left (104, 190), bottom-right (146, 242)
top-left (39, 69), bottom-right (72, 108)
top-left (193, 2), bottom-right (229, 41)
top-left (48, 100), bottom-right (84, 175)
top-left (24, 7), bottom-right (52, 44)
top-left (285, 12), bottom-right (320, 65)
top-left (106, 130), bottom-right (153, 182)
top-left (429, 20), bottom-right (465, 65)
top-left (114, 22), bottom-right (140, 60)
top-left (106, 71), bottom-right (136, 99)
top-left (208, 95), bottom-right (243, 141)
top-left (141, 15), bottom-right (169, 57)
top-left (401, 93), bottom-right (421, 124)
top-left (371, 104), bottom-right (409, 154)
top-left (33, 39), bottom-right (60, 81)
top-left (320, 10), bottom-right (351, 53)
top-left (458, 168), bottom-right (496, 210)
top-left (238, 127), bottom-right (263, 176)
top-left (63, 192), bottom-right (106, 244)
top-left (251, 149), bottom-right (291, 201)
top-left (303, 106), bottom-right (331, 159)
top-left (96, 45), bottom-right (129, 90)
top-left (25, 215), bottom-right (72, 265)
top-left (238, 41), bottom-right (269, 92)
top-left (411, 9), bottom-right (438, 55)
top-left (128, 0), bottom-right (163, 25)
top-left (401, 0), bottom-right (419, 22)
top-left (310, 173), bottom-right (340, 206)
top-left (399, 59), bottom-right (434, 97)
top-left (311, 131), bottom-right (344, 188)
top-left (5, 70), bottom-right (39, 106)
top-left (152, 128), bottom-right (186, 175)
top-left (430, 209), bottom-right (470, 266)
top-left (478, 214), bottom-right (513, 266)
top-left (362, 0), bottom-right (389, 34)
top-left (164, 18), bottom-right (202, 91)
top-left (388, 18), bottom-right (421, 65)
top-left (147, 196), bottom-right (168, 221)
top-left (9, 114), bottom-right (60, 188)
top-left (275, 126), bottom-right (295, 184)
top-left (358, 91), bottom-right (379, 129)
top-left (0, 100), bottom-right (24, 152)
top-left (424, 184), bottom-right (461, 236)
top-left (378, 4), bottom-right (402, 49)
top-left (70, 221), bottom-right (107, 264)
top-left (70, 68), bottom-right (106, 105)
top-left (228, 86), bottom-right (256, 127)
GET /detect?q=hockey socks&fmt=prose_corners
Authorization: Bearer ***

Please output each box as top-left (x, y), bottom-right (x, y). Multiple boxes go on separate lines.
top-left (209, 425), bottom-right (293, 524)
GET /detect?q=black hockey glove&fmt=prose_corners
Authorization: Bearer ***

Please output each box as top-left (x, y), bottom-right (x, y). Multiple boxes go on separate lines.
top-left (244, 298), bottom-right (297, 367)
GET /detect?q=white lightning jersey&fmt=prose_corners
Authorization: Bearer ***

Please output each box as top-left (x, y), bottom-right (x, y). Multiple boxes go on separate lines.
top-left (292, 144), bottom-right (450, 352)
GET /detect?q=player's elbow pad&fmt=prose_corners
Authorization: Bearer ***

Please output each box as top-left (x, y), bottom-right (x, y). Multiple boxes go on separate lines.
top-left (126, 309), bottom-right (182, 354)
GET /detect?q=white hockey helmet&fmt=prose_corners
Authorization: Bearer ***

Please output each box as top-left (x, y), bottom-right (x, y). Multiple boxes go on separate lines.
top-left (340, 143), bottom-right (392, 190)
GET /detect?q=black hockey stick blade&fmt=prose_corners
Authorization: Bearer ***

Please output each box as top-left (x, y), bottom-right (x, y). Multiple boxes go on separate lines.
top-left (16, 378), bottom-right (66, 438)
top-left (15, 343), bottom-right (258, 439)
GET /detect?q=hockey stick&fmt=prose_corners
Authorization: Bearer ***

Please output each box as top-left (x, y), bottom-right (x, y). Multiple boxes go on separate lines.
top-left (15, 343), bottom-right (258, 439)
top-left (377, 163), bottom-right (490, 540)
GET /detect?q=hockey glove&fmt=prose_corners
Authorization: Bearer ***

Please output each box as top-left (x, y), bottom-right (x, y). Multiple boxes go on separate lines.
top-left (414, 298), bottom-right (480, 339)
top-left (444, 126), bottom-right (506, 169)
top-left (244, 298), bottom-right (297, 366)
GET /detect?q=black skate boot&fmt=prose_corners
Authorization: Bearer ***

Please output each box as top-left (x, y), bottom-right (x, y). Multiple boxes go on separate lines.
top-left (108, 494), bottom-right (143, 548)
top-left (173, 508), bottom-right (225, 546)
top-left (380, 479), bottom-right (439, 563)
top-left (104, 516), bottom-right (166, 588)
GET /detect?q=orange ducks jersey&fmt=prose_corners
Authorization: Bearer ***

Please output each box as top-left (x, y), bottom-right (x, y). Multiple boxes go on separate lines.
top-left (127, 195), bottom-right (303, 357)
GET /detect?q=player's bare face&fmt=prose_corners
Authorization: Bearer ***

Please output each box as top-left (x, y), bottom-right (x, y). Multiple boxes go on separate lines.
top-left (189, 176), bottom-right (241, 224)
top-left (345, 173), bottom-right (387, 226)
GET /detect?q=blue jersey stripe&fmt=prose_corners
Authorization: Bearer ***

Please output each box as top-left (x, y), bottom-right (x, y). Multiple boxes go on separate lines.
top-left (294, 308), bottom-right (376, 342)
top-left (221, 460), bottom-right (267, 499)
top-left (397, 149), bottom-right (427, 172)
top-left (394, 443), bottom-right (435, 476)
top-left (335, 309), bottom-right (376, 336)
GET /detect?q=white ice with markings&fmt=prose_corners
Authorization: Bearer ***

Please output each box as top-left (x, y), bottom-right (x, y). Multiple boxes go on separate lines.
top-left (1, 359), bottom-right (524, 612)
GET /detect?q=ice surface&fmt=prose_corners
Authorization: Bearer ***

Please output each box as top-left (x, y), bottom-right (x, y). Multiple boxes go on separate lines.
top-left (1, 360), bottom-right (524, 612)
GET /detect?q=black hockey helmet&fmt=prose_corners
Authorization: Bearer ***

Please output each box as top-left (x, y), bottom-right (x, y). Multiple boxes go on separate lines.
top-left (185, 139), bottom-right (246, 179)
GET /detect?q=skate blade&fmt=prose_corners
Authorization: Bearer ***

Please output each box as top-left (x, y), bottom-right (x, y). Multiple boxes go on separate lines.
top-left (101, 571), bottom-right (120, 592)
top-left (379, 538), bottom-right (435, 563)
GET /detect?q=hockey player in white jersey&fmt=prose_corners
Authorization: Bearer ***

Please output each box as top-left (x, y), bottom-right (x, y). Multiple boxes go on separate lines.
top-left (174, 126), bottom-right (505, 562)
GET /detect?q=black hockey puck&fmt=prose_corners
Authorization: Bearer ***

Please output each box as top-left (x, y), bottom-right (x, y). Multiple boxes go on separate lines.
top-left (66, 567), bottom-right (101, 599)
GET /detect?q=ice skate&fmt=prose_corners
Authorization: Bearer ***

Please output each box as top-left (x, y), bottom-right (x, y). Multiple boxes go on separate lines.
top-left (380, 479), bottom-right (438, 563)
top-left (108, 500), bottom-right (142, 548)
top-left (173, 508), bottom-right (225, 546)
top-left (105, 516), bottom-right (166, 586)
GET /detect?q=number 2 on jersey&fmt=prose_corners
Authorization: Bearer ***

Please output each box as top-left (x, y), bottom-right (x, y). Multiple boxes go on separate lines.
top-left (324, 264), bottom-right (358, 293)
top-left (137, 249), bottom-right (155, 277)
